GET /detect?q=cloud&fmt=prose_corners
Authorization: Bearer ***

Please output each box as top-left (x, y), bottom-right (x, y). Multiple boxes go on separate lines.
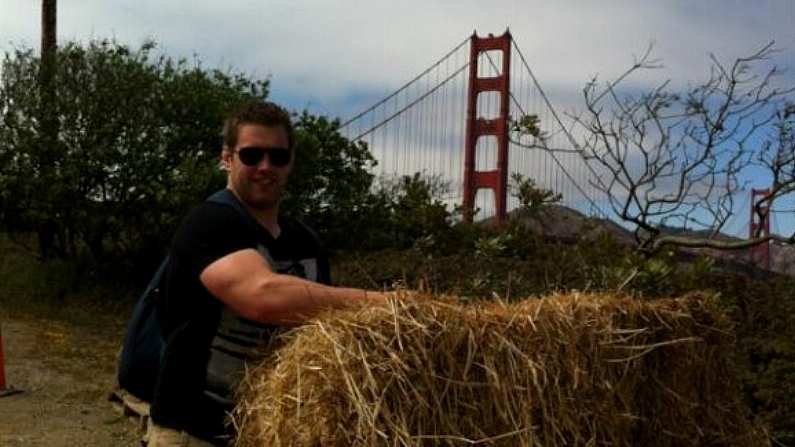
top-left (1, 0), bottom-right (792, 226)
top-left (3, 0), bottom-right (791, 118)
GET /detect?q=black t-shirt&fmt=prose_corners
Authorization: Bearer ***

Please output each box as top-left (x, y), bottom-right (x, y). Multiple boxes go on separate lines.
top-left (149, 197), bottom-right (329, 444)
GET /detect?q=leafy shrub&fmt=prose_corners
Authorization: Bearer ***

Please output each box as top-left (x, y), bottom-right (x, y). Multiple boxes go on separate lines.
top-left (0, 40), bottom-right (388, 285)
top-left (0, 40), bottom-right (262, 275)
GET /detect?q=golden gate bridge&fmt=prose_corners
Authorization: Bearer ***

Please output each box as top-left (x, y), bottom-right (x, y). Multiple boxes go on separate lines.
top-left (337, 30), bottom-right (787, 269)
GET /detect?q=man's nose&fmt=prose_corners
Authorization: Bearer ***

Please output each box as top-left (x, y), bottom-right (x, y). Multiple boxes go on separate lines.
top-left (254, 154), bottom-right (274, 170)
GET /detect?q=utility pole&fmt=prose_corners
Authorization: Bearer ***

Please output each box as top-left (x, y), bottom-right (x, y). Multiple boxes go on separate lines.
top-left (38, 0), bottom-right (59, 259)
top-left (40, 0), bottom-right (58, 138)
top-left (41, 0), bottom-right (57, 93)
top-left (42, 0), bottom-right (57, 60)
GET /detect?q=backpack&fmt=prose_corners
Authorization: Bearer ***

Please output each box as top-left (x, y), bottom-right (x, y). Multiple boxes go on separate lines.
top-left (116, 256), bottom-right (169, 402)
top-left (116, 189), bottom-right (326, 402)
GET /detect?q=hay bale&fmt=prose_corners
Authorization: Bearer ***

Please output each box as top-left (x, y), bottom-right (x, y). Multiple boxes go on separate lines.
top-left (233, 293), bottom-right (767, 446)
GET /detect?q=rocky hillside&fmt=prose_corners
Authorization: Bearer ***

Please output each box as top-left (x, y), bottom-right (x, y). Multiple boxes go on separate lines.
top-left (505, 205), bottom-right (794, 276)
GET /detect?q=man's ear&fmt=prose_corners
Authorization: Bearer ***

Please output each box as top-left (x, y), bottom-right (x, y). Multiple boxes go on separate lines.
top-left (220, 148), bottom-right (233, 171)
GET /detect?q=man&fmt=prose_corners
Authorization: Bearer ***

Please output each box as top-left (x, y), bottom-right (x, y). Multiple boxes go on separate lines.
top-left (147, 102), bottom-right (390, 446)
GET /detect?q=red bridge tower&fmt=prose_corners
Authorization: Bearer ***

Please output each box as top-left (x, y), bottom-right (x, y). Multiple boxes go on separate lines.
top-left (462, 31), bottom-right (512, 224)
top-left (749, 188), bottom-right (772, 270)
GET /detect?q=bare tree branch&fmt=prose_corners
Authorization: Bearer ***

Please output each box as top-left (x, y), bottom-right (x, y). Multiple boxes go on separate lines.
top-left (513, 42), bottom-right (794, 258)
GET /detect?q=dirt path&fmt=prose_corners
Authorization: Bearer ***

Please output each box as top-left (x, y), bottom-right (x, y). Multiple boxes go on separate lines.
top-left (0, 315), bottom-right (140, 446)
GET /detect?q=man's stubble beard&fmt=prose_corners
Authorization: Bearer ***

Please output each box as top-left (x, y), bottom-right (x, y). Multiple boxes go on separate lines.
top-left (239, 176), bottom-right (287, 211)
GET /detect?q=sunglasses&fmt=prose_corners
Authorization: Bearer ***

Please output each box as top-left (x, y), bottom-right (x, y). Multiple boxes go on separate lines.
top-left (236, 146), bottom-right (292, 167)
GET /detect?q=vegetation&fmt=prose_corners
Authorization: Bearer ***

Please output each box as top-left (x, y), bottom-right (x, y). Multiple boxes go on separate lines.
top-left (0, 40), bottom-right (379, 283)
top-left (0, 40), bottom-right (259, 280)
top-left (510, 172), bottom-right (562, 215)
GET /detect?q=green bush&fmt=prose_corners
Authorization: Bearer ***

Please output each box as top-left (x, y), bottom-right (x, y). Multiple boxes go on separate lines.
top-left (281, 112), bottom-right (378, 248)
top-left (0, 40), bottom-right (263, 276)
top-left (314, 172), bottom-right (455, 252)
top-left (0, 40), bottom-right (387, 285)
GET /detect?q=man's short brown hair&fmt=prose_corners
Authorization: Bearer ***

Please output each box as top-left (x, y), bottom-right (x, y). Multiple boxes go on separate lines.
top-left (222, 101), bottom-right (293, 150)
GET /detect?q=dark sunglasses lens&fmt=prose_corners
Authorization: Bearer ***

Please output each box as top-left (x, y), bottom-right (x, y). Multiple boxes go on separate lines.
top-left (238, 147), bottom-right (291, 167)
top-left (268, 148), bottom-right (291, 167)
top-left (238, 148), bottom-right (265, 166)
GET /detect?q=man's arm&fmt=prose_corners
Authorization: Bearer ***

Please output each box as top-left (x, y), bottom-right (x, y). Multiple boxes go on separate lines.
top-left (200, 248), bottom-right (388, 325)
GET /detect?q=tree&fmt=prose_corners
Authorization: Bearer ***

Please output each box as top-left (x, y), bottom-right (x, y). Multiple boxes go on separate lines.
top-left (385, 173), bottom-right (452, 249)
top-left (509, 172), bottom-right (562, 215)
top-left (516, 43), bottom-right (795, 254)
top-left (0, 39), bottom-right (402, 278)
top-left (0, 39), bottom-right (267, 269)
top-left (281, 112), bottom-right (378, 246)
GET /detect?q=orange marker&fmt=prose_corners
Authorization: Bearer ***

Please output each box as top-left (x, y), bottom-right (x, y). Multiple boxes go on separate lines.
top-left (0, 323), bottom-right (22, 397)
top-left (0, 323), bottom-right (6, 391)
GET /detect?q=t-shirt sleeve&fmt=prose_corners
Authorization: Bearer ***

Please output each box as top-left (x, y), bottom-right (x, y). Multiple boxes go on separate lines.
top-left (171, 203), bottom-right (254, 280)
top-left (285, 217), bottom-right (331, 285)
top-left (317, 254), bottom-right (331, 285)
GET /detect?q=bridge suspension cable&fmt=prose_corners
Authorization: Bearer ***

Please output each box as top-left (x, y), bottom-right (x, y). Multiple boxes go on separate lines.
top-left (342, 62), bottom-right (470, 142)
top-left (339, 36), bottom-right (470, 130)
top-left (509, 40), bottom-right (609, 217)
top-left (338, 32), bottom-right (617, 221)
top-left (482, 46), bottom-right (605, 217)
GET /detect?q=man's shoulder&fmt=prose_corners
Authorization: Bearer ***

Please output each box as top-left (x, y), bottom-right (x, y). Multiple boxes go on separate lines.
top-left (173, 201), bottom-right (252, 247)
top-left (183, 200), bottom-right (244, 225)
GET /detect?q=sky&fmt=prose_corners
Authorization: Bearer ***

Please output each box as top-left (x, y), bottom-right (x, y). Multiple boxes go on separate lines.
top-left (2, 1), bottom-right (792, 118)
top-left (1, 0), bottom-right (794, 234)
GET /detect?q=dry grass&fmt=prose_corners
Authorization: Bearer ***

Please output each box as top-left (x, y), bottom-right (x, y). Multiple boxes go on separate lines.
top-left (234, 292), bottom-right (767, 447)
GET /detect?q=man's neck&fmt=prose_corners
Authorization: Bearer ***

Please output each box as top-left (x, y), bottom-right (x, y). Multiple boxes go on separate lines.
top-left (248, 206), bottom-right (281, 239)
top-left (227, 187), bottom-right (281, 238)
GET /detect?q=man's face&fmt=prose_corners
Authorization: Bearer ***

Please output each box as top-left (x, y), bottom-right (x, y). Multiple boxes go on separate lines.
top-left (223, 123), bottom-right (292, 211)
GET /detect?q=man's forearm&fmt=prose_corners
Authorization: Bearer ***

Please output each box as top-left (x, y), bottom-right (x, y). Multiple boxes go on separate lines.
top-left (253, 273), bottom-right (389, 325)
top-left (200, 248), bottom-right (390, 325)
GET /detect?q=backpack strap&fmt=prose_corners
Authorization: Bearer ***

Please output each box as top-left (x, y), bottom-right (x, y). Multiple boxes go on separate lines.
top-left (205, 189), bottom-right (256, 227)
top-left (205, 189), bottom-right (276, 266)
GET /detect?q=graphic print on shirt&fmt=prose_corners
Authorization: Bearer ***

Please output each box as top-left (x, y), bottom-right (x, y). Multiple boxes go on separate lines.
top-left (204, 244), bottom-right (320, 406)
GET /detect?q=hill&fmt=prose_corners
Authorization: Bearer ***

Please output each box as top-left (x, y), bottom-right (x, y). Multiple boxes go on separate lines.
top-left (501, 205), bottom-right (794, 276)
